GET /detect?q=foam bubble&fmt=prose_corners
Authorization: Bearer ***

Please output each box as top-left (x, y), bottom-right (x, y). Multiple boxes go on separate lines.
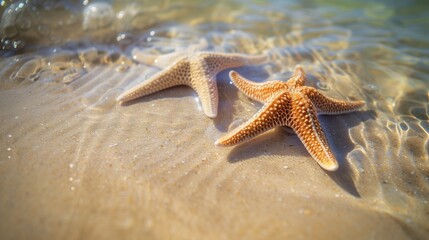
top-left (83, 2), bottom-right (115, 31)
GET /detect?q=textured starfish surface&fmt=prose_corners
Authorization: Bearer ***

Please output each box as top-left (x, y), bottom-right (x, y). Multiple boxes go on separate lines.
top-left (117, 52), bottom-right (266, 118)
top-left (215, 66), bottom-right (365, 171)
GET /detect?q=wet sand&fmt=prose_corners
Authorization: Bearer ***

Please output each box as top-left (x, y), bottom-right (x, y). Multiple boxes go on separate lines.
top-left (0, 64), bottom-right (427, 239)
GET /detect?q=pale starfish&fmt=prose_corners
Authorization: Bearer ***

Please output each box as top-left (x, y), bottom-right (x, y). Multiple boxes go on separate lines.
top-left (116, 52), bottom-right (266, 118)
top-left (215, 66), bottom-right (365, 171)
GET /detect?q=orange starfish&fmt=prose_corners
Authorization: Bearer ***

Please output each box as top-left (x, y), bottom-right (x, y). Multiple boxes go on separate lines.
top-left (215, 66), bottom-right (365, 171)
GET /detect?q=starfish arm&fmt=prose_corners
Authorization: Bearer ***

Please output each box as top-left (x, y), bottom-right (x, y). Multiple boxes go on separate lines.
top-left (301, 86), bottom-right (365, 115)
top-left (191, 75), bottom-right (219, 118)
top-left (229, 71), bottom-right (286, 103)
top-left (116, 59), bottom-right (190, 103)
top-left (201, 52), bottom-right (267, 74)
top-left (290, 93), bottom-right (338, 171)
top-left (287, 65), bottom-right (306, 87)
top-left (215, 91), bottom-right (292, 147)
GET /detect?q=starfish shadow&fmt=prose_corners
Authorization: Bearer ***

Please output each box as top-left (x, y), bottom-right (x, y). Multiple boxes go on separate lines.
top-left (119, 86), bottom-right (199, 107)
top-left (224, 109), bottom-right (376, 197)
top-left (320, 110), bottom-right (376, 197)
top-left (225, 128), bottom-right (304, 163)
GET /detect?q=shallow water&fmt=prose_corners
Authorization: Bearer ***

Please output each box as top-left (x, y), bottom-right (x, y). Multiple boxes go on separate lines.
top-left (0, 0), bottom-right (428, 239)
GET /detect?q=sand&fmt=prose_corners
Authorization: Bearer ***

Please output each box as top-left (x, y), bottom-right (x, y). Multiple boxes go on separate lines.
top-left (0, 62), bottom-right (428, 239)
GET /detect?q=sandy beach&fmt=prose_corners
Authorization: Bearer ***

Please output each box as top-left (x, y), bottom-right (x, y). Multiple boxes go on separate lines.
top-left (1, 0), bottom-right (428, 239)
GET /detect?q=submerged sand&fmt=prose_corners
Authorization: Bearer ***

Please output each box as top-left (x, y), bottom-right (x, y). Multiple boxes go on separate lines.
top-left (1, 0), bottom-right (429, 239)
top-left (0, 62), bottom-right (428, 239)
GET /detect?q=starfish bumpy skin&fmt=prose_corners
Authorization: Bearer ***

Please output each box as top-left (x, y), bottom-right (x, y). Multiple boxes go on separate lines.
top-left (216, 66), bottom-right (365, 171)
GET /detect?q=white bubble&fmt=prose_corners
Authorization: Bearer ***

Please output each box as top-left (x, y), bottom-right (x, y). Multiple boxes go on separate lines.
top-left (83, 2), bottom-right (114, 31)
top-left (117, 10), bottom-right (125, 20)
top-left (317, 81), bottom-right (330, 90)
